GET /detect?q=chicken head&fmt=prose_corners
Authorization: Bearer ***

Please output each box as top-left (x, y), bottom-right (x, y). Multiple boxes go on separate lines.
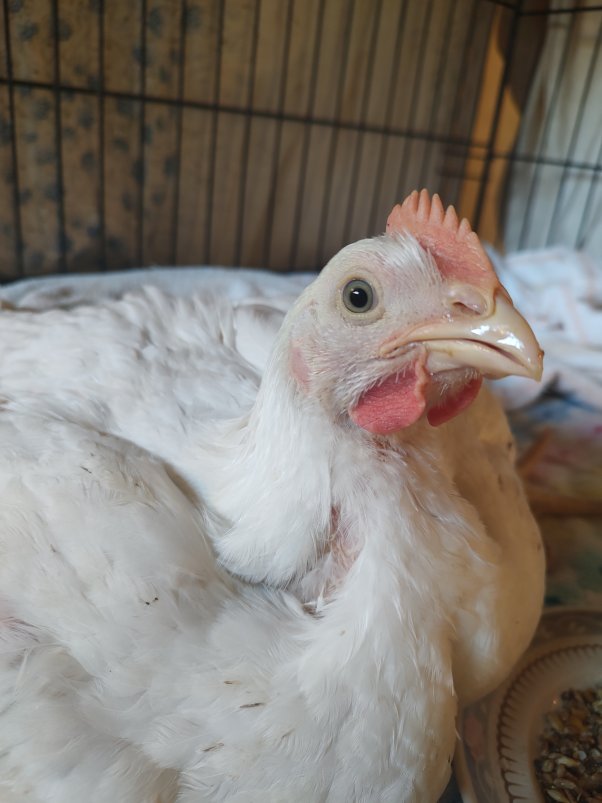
top-left (287, 189), bottom-right (543, 436)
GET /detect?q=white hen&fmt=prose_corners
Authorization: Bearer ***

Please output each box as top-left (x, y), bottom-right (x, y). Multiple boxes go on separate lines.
top-left (0, 191), bottom-right (544, 802)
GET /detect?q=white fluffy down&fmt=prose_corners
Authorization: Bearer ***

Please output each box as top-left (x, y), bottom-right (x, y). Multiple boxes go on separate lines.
top-left (0, 236), bottom-right (544, 802)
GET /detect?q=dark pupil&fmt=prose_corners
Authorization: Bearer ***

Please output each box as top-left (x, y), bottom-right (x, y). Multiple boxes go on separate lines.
top-left (349, 287), bottom-right (368, 308)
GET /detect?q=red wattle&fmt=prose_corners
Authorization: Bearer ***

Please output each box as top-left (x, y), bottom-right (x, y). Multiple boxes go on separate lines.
top-left (349, 360), bottom-right (427, 435)
top-left (427, 375), bottom-right (482, 427)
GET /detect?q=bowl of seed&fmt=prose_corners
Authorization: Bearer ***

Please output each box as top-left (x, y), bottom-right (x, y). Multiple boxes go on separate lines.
top-left (456, 608), bottom-right (602, 803)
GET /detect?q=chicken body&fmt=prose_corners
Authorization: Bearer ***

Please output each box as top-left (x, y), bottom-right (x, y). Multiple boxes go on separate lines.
top-left (0, 407), bottom-right (466, 803)
top-left (0, 226), bottom-right (545, 801)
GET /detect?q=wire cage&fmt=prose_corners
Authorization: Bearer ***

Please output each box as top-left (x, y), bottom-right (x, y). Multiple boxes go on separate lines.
top-left (0, 0), bottom-right (600, 281)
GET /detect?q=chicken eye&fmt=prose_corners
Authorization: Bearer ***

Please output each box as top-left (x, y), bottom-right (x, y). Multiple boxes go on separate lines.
top-left (342, 280), bottom-right (375, 313)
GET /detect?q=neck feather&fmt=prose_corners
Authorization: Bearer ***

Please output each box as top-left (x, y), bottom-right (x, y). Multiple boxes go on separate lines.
top-left (201, 323), bottom-right (492, 626)
top-left (204, 340), bottom-right (337, 585)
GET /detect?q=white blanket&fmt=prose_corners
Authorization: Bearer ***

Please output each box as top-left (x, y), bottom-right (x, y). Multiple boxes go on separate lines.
top-left (489, 247), bottom-right (602, 410)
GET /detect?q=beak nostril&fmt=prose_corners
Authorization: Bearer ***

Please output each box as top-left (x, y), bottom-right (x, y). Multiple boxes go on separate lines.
top-left (451, 300), bottom-right (482, 317)
top-left (446, 285), bottom-right (490, 317)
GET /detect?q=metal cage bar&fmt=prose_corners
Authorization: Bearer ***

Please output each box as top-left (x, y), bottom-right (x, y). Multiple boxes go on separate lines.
top-left (0, 0), bottom-right (599, 279)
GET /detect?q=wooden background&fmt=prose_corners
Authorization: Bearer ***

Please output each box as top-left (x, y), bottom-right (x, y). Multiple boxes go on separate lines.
top-left (0, 0), bottom-right (585, 280)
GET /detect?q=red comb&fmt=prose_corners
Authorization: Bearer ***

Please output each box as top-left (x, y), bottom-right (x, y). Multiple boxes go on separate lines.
top-left (386, 189), bottom-right (498, 289)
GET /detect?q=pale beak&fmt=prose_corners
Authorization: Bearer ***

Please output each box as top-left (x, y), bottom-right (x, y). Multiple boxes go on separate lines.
top-left (380, 293), bottom-right (543, 381)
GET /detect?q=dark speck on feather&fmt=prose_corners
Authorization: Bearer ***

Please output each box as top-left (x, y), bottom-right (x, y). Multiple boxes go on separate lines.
top-left (240, 702), bottom-right (264, 709)
top-left (202, 742), bottom-right (224, 753)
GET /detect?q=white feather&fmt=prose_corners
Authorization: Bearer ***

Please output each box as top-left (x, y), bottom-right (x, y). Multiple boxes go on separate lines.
top-left (0, 234), bottom-right (544, 802)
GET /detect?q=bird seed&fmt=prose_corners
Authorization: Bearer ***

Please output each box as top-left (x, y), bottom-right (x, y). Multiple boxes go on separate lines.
top-left (534, 686), bottom-right (602, 803)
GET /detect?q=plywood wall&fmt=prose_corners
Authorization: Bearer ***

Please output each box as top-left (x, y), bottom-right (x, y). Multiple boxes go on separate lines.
top-left (0, 0), bottom-right (545, 280)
